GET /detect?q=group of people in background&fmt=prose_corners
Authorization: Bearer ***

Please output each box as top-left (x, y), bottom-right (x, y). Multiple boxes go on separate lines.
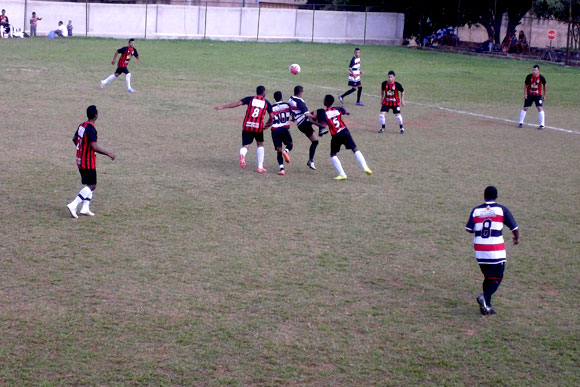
top-left (502, 30), bottom-right (529, 54)
top-left (0, 9), bottom-right (72, 38)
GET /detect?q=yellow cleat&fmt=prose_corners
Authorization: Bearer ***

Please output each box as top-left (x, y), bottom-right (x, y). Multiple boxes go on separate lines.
top-left (364, 168), bottom-right (372, 175)
top-left (334, 175), bottom-right (347, 180)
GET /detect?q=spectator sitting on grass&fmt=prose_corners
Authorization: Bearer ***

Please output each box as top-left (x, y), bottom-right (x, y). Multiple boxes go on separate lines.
top-left (54, 21), bottom-right (66, 38)
top-left (517, 31), bottom-right (528, 54)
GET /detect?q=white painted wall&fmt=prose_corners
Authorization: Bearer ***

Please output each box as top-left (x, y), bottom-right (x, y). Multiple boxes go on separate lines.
top-left (3, 0), bottom-right (404, 45)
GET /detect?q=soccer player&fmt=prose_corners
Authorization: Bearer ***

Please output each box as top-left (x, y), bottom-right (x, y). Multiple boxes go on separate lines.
top-left (318, 95), bottom-right (372, 180)
top-left (214, 85), bottom-right (273, 173)
top-left (338, 48), bottom-right (364, 106)
top-left (100, 38), bottom-right (140, 93)
top-left (289, 85), bottom-right (326, 170)
top-left (465, 186), bottom-right (519, 316)
top-left (518, 64), bottom-right (546, 129)
top-left (269, 91), bottom-right (293, 175)
top-left (379, 70), bottom-right (405, 134)
top-left (67, 105), bottom-right (116, 218)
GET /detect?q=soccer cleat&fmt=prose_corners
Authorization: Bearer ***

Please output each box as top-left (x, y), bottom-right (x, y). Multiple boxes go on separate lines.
top-left (282, 150), bottom-right (291, 163)
top-left (400, 128), bottom-right (405, 134)
top-left (487, 306), bottom-right (497, 315)
top-left (364, 168), bottom-right (372, 175)
top-left (538, 125), bottom-right (545, 130)
top-left (80, 208), bottom-right (95, 216)
top-left (378, 127), bottom-right (385, 134)
top-left (319, 127), bottom-right (329, 136)
top-left (257, 168), bottom-right (267, 173)
top-left (100, 80), bottom-right (105, 89)
top-left (334, 174), bottom-right (347, 180)
top-left (128, 88), bottom-right (135, 93)
top-left (338, 95), bottom-right (343, 104)
top-left (306, 161), bottom-right (316, 170)
top-left (518, 123), bottom-right (523, 128)
top-left (66, 203), bottom-right (78, 219)
top-left (278, 169), bottom-right (286, 176)
top-left (476, 295), bottom-right (490, 316)
top-left (356, 102), bottom-right (365, 106)
top-left (239, 155), bottom-right (246, 169)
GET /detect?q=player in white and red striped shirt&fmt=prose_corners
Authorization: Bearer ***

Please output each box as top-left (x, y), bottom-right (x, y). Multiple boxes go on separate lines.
top-left (466, 186), bottom-right (519, 315)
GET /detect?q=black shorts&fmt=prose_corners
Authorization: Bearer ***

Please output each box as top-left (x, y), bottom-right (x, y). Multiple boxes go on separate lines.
top-left (79, 168), bottom-right (97, 185)
top-left (479, 262), bottom-right (505, 280)
top-left (330, 129), bottom-right (357, 155)
top-left (242, 130), bottom-right (264, 146)
top-left (523, 95), bottom-right (543, 108)
top-left (381, 104), bottom-right (401, 114)
top-left (271, 127), bottom-right (293, 150)
top-left (297, 121), bottom-right (315, 137)
top-left (348, 81), bottom-right (362, 87)
top-left (115, 67), bottom-right (130, 75)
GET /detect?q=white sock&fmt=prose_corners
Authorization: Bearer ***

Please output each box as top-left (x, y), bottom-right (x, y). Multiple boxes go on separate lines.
top-left (240, 147), bottom-right (248, 157)
top-left (103, 74), bottom-right (116, 85)
top-left (331, 156), bottom-right (346, 176)
top-left (396, 114), bottom-right (403, 127)
top-left (379, 114), bottom-right (386, 126)
top-left (126, 73), bottom-right (132, 90)
top-left (81, 189), bottom-right (93, 211)
top-left (354, 150), bottom-right (369, 170)
top-left (71, 186), bottom-right (91, 208)
top-left (519, 110), bottom-right (527, 124)
top-left (538, 111), bottom-right (545, 126)
top-left (257, 146), bottom-right (264, 169)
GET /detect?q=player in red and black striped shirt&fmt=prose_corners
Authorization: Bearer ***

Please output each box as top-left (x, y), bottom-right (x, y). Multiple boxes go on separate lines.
top-left (100, 39), bottom-right (140, 93)
top-left (214, 86), bottom-right (273, 173)
top-left (66, 105), bottom-right (115, 218)
top-left (317, 95), bottom-right (372, 180)
top-left (518, 64), bottom-right (547, 129)
top-left (379, 71), bottom-right (406, 134)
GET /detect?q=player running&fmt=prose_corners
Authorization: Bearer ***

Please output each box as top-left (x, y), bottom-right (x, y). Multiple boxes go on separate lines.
top-left (289, 85), bottom-right (327, 170)
top-left (214, 86), bottom-right (273, 173)
top-left (318, 95), bottom-right (372, 180)
top-left (100, 38), bottom-right (140, 93)
top-left (338, 48), bottom-right (364, 106)
top-left (518, 64), bottom-right (546, 129)
top-left (379, 70), bottom-right (406, 134)
top-left (269, 91), bottom-right (293, 175)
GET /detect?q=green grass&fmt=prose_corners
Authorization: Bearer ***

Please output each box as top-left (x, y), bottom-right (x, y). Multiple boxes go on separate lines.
top-left (1, 38), bottom-right (579, 385)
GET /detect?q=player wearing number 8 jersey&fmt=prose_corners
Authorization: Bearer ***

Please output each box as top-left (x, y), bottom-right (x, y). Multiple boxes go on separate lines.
top-left (214, 86), bottom-right (273, 173)
top-left (317, 95), bottom-right (372, 180)
top-left (465, 186), bottom-right (519, 316)
top-left (518, 64), bottom-right (547, 129)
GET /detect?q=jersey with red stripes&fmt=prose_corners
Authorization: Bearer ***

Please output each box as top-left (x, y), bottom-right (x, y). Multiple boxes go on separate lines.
top-left (74, 121), bottom-right (97, 169)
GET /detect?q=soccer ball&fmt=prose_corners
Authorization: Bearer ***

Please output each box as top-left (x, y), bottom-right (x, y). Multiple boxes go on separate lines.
top-left (289, 64), bottom-right (301, 75)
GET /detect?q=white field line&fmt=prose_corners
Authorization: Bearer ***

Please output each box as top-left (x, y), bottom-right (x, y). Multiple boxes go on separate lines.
top-left (232, 71), bottom-right (580, 135)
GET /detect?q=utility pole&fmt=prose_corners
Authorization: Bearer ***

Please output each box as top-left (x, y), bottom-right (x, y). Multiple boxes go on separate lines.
top-left (566, 0), bottom-right (572, 65)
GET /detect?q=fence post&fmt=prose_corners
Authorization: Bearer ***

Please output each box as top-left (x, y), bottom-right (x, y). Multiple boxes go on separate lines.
top-left (85, 0), bottom-right (88, 36)
top-left (311, 4), bottom-right (315, 43)
top-left (204, 2), bottom-right (208, 40)
top-left (144, 0), bottom-right (148, 39)
top-left (257, 3), bottom-right (261, 41)
top-left (23, 0), bottom-right (27, 35)
top-left (363, 6), bottom-right (368, 45)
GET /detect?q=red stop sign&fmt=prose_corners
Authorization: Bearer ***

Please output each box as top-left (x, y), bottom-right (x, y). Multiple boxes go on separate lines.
top-left (548, 30), bottom-right (556, 40)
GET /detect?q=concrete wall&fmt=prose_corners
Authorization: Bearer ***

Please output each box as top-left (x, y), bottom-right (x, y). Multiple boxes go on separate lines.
top-left (2, 0), bottom-right (403, 45)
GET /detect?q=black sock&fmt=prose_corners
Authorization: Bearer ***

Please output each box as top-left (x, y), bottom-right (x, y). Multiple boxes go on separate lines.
top-left (277, 151), bottom-right (284, 166)
top-left (341, 88), bottom-right (356, 98)
top-left (483, 279), bottom-right (502, 305)
top-left (357, 87), bottom-right (362, 102)
top-left (309, 140), bottom-right (318, 162)
top-left (286, 143), bottom-right (293, 152)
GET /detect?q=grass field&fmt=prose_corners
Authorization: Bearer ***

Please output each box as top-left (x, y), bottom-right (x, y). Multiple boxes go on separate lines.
top-left (1, 38), bottom-right (579, 385)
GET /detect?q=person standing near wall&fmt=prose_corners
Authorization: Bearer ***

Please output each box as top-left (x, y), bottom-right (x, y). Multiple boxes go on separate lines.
top-left (67, 20), bottom-right (73, 37)
top-left (100, 38), bottom-right (140, 93)
top-left (29, 12), bottom-right (42, 37)
top-left (338, 48), bottom-right (364, 106)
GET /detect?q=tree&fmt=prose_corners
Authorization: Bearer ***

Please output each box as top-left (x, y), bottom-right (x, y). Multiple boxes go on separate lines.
top-left (533, 0), bottom-right (580, 21)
